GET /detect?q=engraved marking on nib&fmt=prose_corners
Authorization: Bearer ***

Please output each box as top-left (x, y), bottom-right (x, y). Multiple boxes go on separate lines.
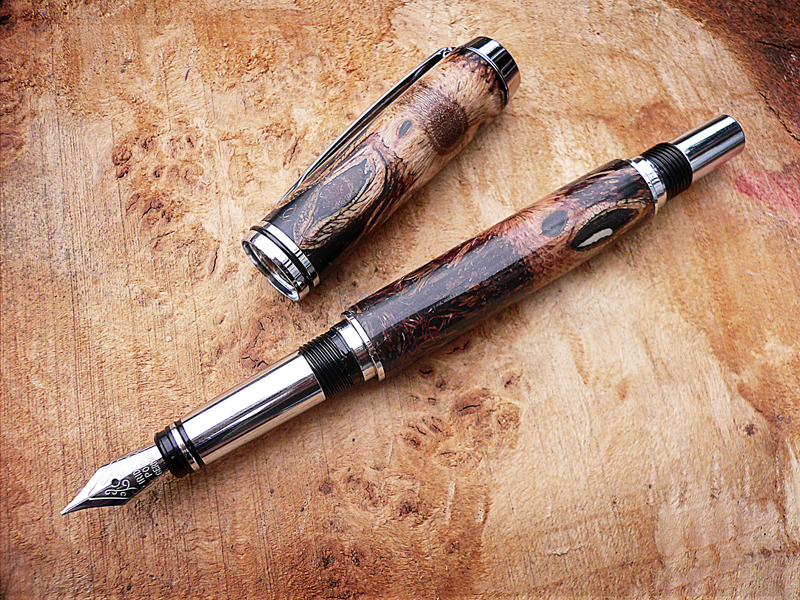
top-left (61, 445), bottom-right (166, 515)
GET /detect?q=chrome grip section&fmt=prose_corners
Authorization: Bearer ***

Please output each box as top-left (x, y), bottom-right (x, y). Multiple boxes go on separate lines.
top-left (179, 353), bottom-right (325, 465)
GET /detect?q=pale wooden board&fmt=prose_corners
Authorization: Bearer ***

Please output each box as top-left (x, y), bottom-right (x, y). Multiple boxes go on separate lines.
top-left (2, 0), bottom-right (799, 597)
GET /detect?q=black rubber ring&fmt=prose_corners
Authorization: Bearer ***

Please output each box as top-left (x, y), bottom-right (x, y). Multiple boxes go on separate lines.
top-left (154, 425), bottom-right (193, 478)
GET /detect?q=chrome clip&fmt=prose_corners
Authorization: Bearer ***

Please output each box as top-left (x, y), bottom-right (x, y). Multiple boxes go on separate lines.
top-left (279, 46), bottom-right (455, 202)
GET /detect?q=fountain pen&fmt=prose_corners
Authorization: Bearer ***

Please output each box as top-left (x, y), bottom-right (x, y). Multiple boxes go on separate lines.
top-left (63, 115), bottom-right (744, 514)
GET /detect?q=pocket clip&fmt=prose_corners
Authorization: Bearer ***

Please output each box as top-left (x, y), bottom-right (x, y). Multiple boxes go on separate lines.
top-left (279, 46), bottom-right (455, 202)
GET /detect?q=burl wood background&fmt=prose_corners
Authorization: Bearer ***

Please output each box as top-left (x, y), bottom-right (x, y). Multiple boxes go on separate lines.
top-left (2, 0), bottom-right (798, 597)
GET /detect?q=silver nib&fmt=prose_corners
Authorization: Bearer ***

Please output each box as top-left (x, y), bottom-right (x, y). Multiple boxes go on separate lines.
top-left (61, 445), bottom-right (166, 515)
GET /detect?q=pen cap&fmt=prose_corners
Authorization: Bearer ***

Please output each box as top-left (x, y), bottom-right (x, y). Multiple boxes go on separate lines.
top-left (243, 37), bottom-right (520, 300)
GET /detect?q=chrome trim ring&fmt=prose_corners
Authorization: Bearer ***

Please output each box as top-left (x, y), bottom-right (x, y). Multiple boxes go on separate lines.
top-left (334, 320), bottom-right (377, 382)
top-left (261, 223), bottom-right (320, 287)
top-left (342, 311), bottom-right (385, 381)
top-left (626, 156), bottom-right (667, 213)
top-left (462, 37), bottom-right (520, 104)
top-left (243, 228), bottom-right (309, 300)
top-left (168, 423), bottom-right (201, 472)
top-left (243, 222), bottom-right (320, 301)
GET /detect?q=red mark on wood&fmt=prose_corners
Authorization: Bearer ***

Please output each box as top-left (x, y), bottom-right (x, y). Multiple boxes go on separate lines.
top-left (735, 164), bottom-right (800, 212)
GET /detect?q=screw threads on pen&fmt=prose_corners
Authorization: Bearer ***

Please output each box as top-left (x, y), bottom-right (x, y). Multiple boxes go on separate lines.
top-left (299, 329), bottom-right (362, 397)
top-left (641, 142), bottom-right (693, 200)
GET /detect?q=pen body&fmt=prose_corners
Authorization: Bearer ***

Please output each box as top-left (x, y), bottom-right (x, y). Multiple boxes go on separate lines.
top-left (63, 117), bottom-right (745, 513)
top-left (154, 117), bottom-right (744, 480)
top-left (348, 160), bottom-right (656, 375)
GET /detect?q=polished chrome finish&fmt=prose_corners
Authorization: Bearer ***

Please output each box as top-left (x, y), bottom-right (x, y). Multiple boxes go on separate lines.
top-left (179, 352), bottom-right (325, 465)
top-left (243, 223), bottom-right (319, 301)
top-left (670, 115), bottom-right (745, 181)
top-left (168, 423), bottom-right (201, 472)
top-left (333, 320), bottom-right (378, 383)
top-left (463, 37), bottom-right (520, 104)
top-left (626, 156), bottom-right (667, 212)
top-left (342, 311), bottom-right (385, 381)
top-left (61, 445), bottom-right (166, 514)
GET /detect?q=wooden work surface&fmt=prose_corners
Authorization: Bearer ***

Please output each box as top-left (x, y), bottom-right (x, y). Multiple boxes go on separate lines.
top-left (2, 0), bottom-right (799, 597)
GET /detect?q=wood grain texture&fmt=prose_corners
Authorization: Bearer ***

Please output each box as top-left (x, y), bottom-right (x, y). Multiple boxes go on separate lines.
top-left (351, 161), bottom-right (655, 375)
top-left (2, 0), bottom-right (799, 598)
top-left (265, 47), bottom-right (506, 276)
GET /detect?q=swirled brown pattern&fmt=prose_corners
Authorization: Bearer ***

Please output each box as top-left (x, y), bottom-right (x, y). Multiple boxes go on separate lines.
top-left (348, 161), bottom-right (656, 376)
top-left (265, 48), bottom-right (506, 275)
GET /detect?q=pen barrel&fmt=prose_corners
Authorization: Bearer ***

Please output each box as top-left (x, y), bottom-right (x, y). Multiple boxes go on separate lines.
top-left (347, 160), bottom-right (656, 376)
top-left (151, 119), bottom-right (743, 483)
top-left (247, 42), bottom-right (512, 299)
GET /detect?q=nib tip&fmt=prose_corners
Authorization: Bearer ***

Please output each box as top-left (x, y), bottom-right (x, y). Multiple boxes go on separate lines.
top-left (61, 445), bottom-right (166, 515)
top-left (60, 503), bottom-right (80, 516)
top-left (61, 489), bottom-right (92, 515)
